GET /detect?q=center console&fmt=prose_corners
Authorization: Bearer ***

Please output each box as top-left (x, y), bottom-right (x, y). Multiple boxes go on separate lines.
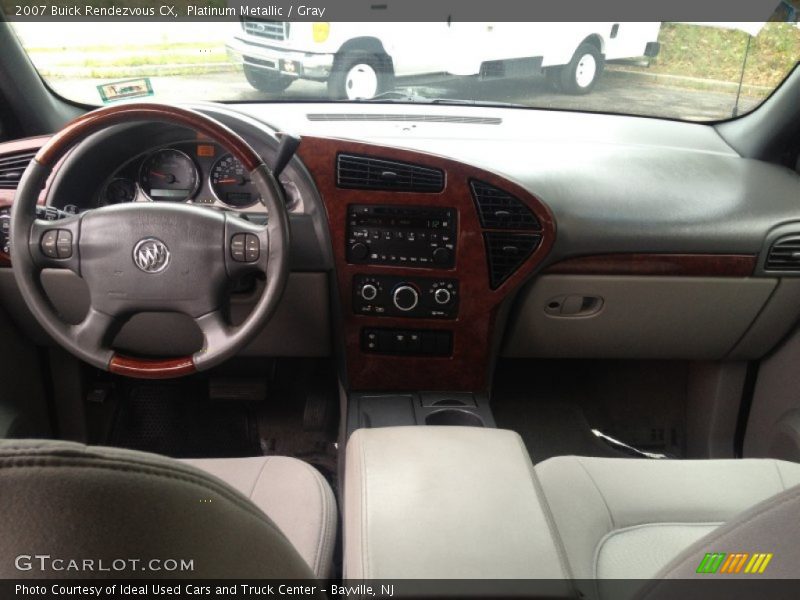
top-left (343, 426), bottom-right (572, 592)
top-left (297, 137), bottom-right (555, 392)
top-left (347, 390), bottom-right (495, 433)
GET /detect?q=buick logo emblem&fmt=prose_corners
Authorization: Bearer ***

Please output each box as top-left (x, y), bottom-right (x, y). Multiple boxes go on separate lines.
top-left (133, 238), bottom-right (170, 273)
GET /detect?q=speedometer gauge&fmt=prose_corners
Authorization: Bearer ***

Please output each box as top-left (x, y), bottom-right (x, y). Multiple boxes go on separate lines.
top-left (210, 154), bottom-right (260, 209)
top-left (139, 148), bottom-right (199, 202)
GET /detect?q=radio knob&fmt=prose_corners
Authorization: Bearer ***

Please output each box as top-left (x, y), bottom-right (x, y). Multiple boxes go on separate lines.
top-left (393, 285), bottom-right (419, 312)
top-left (361, 283), bottom-right (378, 301)
top-left (350, 242), bottom-right (368, 260)
top-left (434, 288), bottom-right (452, 305)
top-left (433, 247), bottom-right (452, 265)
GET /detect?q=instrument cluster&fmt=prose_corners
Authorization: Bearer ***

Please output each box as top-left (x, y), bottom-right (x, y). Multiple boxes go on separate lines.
top-left (99, 141), bottom-right (301, 212)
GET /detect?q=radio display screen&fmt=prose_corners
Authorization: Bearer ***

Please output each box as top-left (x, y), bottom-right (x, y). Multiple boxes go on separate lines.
top-left (354, 214), bottom-right (447, 230)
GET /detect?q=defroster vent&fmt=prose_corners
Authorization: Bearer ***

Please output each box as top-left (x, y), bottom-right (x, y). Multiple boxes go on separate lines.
top-left (766, 235), bottom-right (800, 272)
top-left (337, 154), bottom-right (444, 193)
top-left (470, 179), bottom-right (540, 230)
top-left (0, 151), bottom-right (36, 190)
top-left (484, 233), bottom-right (541, 289)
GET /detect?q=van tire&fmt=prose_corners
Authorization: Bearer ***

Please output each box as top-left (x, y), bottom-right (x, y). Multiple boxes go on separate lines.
top-left (560, 43), bottom-right (604, 95)
top-left (328, 52), bottom-right (393, 100)
top-left (243, 64), bottom-right (294, 93)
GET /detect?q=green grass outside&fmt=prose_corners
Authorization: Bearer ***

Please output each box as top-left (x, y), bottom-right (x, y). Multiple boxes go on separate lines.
top-left (81, 48), bottom-right (228, 68)
top-left (83, 64), bottom-right (241, 79)
top-left (30, 41), bottom-right (231, 77)
top-left (643, 22), bottom-right (800, 88)
top-left (25, 41), bottom-right (220, 54)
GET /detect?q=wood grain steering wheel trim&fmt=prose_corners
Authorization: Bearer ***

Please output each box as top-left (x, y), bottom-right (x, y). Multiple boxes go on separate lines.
top-left (35, 103), bottom-right (261, 171)
top-left (109, 354), bottom-right (196, 379)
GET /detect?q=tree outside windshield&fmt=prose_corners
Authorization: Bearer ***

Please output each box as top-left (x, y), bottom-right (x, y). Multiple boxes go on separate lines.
top-left (10, 19), bottom-right (800, 121)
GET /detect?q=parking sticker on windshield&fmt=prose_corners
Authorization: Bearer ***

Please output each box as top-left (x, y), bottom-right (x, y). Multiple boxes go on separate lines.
top-left (97, 78), bottom-right (154, 103)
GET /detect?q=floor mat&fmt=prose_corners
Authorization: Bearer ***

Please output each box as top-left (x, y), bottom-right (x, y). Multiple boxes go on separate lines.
top-left (256, 361), bottom-right (339, 491)
top-left (109, 382), bottom-right (260, 459)
top-left (493, 399), bottom-right (630, 463)
top-left (492, 359), bottom-right (687, 463)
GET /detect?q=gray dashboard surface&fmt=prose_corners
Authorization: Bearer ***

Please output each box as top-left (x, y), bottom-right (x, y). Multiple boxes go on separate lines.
top-left (246, 103), bottom-right (800, 261)
top-left (4, 102), bottom-right (800, 364)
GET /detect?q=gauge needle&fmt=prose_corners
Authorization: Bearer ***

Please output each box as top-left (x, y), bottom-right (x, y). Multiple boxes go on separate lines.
top-left (151, 171), bottom-right (177, 183)
top-left (217, 178), bottom-right (238, 184)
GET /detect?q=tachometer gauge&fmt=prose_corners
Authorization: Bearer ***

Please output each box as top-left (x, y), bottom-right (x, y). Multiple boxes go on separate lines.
top-left (139, 148), bottom-right (199, 202)
top-left (210, 154), bottom-right (260, 209)
top-left (104, 178), bottom-right (137, 204)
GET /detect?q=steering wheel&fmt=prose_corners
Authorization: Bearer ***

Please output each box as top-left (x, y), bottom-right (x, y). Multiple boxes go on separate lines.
top-left (10, 103), bottom-right (290, 379)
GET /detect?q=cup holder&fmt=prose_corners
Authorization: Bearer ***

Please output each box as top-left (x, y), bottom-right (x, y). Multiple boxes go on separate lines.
top-left (425, 409), bottom-right (484, 427)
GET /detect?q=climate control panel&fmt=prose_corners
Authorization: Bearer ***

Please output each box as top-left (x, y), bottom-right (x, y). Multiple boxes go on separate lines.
top-left (353, 274), bottom-right (459, 319)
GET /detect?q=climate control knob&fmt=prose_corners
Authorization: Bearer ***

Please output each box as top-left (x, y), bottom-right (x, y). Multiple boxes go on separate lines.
top-left (392, 285), bottom-right (419, 312)
top-left (434, 288), bottom-right (452, 305)
top-left (361, 283), bottom-right (378, 301)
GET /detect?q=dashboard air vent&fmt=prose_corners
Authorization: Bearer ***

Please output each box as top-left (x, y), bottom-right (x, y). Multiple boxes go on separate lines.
top-left (470, 180), bottom-right (540, 230)
top-left (0, 151), bottom-right (36, 190)
top-left (484, 233), bottom-right (541, 289)
top-left (765, 235), bottom-right (800, 272)
top-left (337, 154), bottom-right (444, 193)
top-left (308, 113), bottom-right (502, 125)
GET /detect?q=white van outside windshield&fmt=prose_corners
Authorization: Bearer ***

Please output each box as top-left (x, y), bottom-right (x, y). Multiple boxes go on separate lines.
top-left (10, 20), bottom-right (800, 121)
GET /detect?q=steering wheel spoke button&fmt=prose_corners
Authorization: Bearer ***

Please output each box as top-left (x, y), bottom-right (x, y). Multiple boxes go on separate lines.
top-left (231, 232), bottom-right (260, 263)
top-left (56, 230), bottom-right (73, 258)
top-left (41, 229), bottom-right (72, 259)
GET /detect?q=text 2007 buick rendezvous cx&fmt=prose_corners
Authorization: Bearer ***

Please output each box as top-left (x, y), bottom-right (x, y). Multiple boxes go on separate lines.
top-left (1, 8), bottom-right (800, 600)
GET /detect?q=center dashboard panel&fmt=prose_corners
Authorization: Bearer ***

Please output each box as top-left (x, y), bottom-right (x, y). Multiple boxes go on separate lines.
top-left (297, 136), bottom-right (555, 392)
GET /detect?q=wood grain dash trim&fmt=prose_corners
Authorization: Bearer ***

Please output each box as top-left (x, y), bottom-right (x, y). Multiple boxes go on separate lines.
top-left (544, 253), bottom-right (757, 277)
top-left (297, 135), bottom-right (556, 392)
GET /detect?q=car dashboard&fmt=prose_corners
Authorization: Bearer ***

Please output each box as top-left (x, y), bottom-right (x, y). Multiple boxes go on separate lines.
top-left (2, 101), bottom-right (800, 393)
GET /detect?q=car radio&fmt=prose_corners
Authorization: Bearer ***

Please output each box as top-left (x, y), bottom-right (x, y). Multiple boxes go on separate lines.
top-left (346, 204), bottom-right (456, 268)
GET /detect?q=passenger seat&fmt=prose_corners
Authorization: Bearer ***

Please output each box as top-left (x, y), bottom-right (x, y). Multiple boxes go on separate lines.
top-left (535, 456), bottom-right (800, 596)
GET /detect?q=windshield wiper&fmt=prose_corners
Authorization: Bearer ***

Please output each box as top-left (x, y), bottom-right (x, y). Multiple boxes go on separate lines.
top-left (348, 90), bottom-right (526, 108)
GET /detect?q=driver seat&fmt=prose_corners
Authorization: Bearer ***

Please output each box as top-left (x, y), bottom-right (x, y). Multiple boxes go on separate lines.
top-left (0, 440), bottom-right (336, 580)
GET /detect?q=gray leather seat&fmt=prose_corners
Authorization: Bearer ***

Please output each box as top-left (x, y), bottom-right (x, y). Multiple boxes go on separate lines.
top-left (0, 440), bottom-right (336, 579)
top-left (344, 426), bottom-right (800, 599)
top-left (535, 456), bottom-right (800, 597)
top-left (183, 456), bottom-right (336, 578)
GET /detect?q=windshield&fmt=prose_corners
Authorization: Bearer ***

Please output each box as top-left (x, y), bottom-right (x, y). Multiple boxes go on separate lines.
top-left (10, 19), bottom-right (800, 122)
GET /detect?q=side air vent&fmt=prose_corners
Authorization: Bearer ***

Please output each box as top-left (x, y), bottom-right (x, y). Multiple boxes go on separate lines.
top-left (484, 233), bottom-right (541, 289)
top-left (0, 151), bottom-right (36, 190)
top-left (337, 154), bottom-right (444, 193)
top-left (765, 235), bottom-right (800, 272)
top-left (470, 180), bottom-right (540, 230)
